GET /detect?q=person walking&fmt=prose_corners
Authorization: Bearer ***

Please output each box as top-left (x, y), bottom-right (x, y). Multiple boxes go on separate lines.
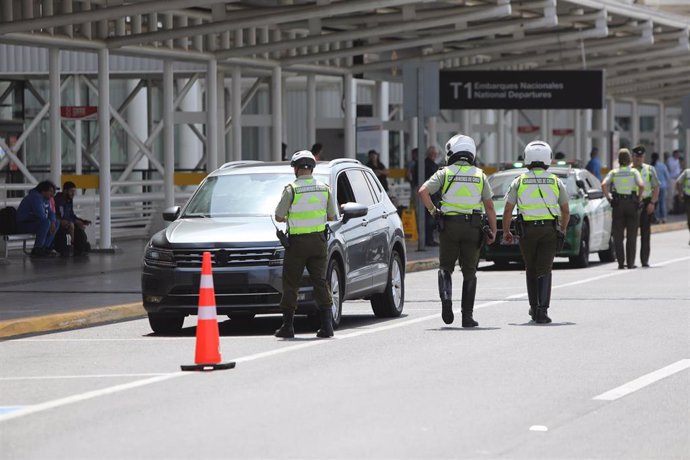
top-left (601, 149), bottom-right (645, 269)
top-left (651, 152), bottom-right (670, 223)
top-left (502, 141), bottom-right (569, 324)
top-left (418, 134), bottom-right (497, 327)
top-left (274, 150), bottom-right (337, 339)
top-left (585, 147), bottom-right (602, 180)
top-left (675, 167), bottom-right (690, 245)
top-left (631, 146), bottom-right (660, 267)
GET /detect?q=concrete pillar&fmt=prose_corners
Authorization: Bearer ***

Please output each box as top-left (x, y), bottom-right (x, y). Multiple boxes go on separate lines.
top-left (74, 75), bottom-right (82, 175)
top-left (540, 110), bottom-right (549, 145)
top-left (631, 99), bottom-right (640, 147)
top-left (98, 49), bottom-right (111, 249)
top-left (217, 70), bottom-right (227, 165)
top-left (343, 74), bottom-right (356, 159)
top-left (582, 109), bottom-right (592, 163)
top-left (231, 66), bottom-right (242, 161)
top-left (658, 102), bottom-right (665, 154)
top-left (49, 48), bottom-right (61, 187)
top-left (461, 110), bottom-right (470, 136)
top-left (206, 60), bottom-right (218, 173)
top-left (178, 78), bottom-right (202, 170)
top-left (271, 66), bottom-right (282, 161)
top-left (512, 110), bottom-right (520, 160)
top-left (163, 60), bottom-right (175, 209)
top-left (126, 80), bottom-right (149, 194)
top-left (574, 109), bottom-right (582, 162)
top-left (375, 81), bottom-right (390, 166)
top-left (497, 109), bottom-right (506, 165)
top-left (409, 117), bottom-right (418, 155)
top-left (306, 74), bottom-right (316, 147)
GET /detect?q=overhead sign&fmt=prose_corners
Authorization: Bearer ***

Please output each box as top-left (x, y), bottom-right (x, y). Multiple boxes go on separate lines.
top-left (440, 71), bottom-right (604, 110)
top-left (61, 106), bottom-right (98, 120)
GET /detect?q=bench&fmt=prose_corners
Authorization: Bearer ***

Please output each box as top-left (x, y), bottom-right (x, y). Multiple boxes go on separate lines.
top-left (0, 233), bottom-right (35, 260)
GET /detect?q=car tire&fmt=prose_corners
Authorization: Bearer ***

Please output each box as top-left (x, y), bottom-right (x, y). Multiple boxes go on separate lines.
top-left (228, 312), bottom-right (256, 322)
top-left (148, 312), bottom-right (184, 334)
top-left (370, 250), bottom-right (405, 318)
top-left (598, 233), bottom-right (616, 263)
top-left (325, 258), bottom-right (343, 329)
top-left (569, 222), bottom-right (590, 268)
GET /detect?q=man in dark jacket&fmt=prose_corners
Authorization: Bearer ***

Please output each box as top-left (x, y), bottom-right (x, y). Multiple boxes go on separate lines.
top-left (16, 180), bottom-right (58, 257)
top-left (54, 181), bottom-right (92, 256)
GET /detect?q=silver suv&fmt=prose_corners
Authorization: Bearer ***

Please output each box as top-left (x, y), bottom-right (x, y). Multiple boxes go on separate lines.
top-left (141, 159), bottom-right (406, 334)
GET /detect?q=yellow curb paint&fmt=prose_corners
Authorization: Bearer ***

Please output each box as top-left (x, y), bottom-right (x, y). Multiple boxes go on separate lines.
top-left (0, 302), bottom-right (145, 339)
top-left (650, 222), bottom-right (686, 234)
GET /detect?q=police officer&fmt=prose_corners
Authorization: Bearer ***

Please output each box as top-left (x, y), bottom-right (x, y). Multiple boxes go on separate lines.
top-left (631, 145), bottom-right (660, 267)
top-left (675, 167), bottom-right (690, 245)
top-left (418, 134), bottom-right (497, 327)
top-left (602, 149), bottom-right (645, 269)
top-left (274, 150), bottom-right (337, 339)
top-left (502, 141), bottom-right (569, 324)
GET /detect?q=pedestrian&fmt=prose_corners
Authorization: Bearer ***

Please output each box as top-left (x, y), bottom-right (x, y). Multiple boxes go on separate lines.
top-left (418, 134), bottom-right (497, 327)
top-left (311, 143), bottom-right (323, 161)
top-left (675, 167), bottom-right (690, 245)
top-left (16, 180), bottom-right (58, 258)
top-left (631, 146), bottom-right (660, 267)
top-left (416, 146), bottom-right (440, 246)
top-left (274, 150), bottom-right (337, 339)
top-left (651, 152), bottom-right (670, 223)
top-left (366, 149), bottom-right (389, 191)
top-left (54, 181), bottom-right (92, 256)
top-left (407, 148), bottom-right (418, 187)
top-left (501, 141), bottom-right (570, 324)
top-left (601, 149), bottom-right (645, 269)
top-left (585, 147), bottom-right (602, 180)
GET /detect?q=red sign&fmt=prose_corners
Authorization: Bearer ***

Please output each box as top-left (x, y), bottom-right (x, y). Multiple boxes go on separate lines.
top-left (518, 126), bottom-right (540, 134)
top-left (552, 128), bottom-right (574, 136)
top-left (61, 106), bottom-right (98, 120)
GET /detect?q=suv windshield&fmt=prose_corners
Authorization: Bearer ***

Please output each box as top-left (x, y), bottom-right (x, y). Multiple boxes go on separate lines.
top-left (183, 173), bottom-right (330, 217)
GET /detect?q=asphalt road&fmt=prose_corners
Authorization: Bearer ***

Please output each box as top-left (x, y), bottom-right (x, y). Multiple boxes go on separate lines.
top-left (1, 231), bottom-right (689, 459)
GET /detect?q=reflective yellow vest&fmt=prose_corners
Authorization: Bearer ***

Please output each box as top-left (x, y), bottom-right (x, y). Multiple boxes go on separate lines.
top-left (683, 169), bottom-right (690, 196)
top-left (516, 169), bottom-right (561, 221)
top-left (634, 164), bottom-right (653, 198)
top-left (609, 166), bottom-right (637, 195)
top-left (287, 177), bottom-right (329, 235)
top-left (440, 163), bottom-right (484, 215)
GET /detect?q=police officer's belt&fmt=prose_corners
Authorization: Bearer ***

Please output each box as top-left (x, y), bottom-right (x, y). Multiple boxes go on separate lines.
top-left (612, 192), bottom-right (637, 200)
top-left (523, 219), bottom-right (556, 227)
top-left (442, 214), bottom-right (475, 221)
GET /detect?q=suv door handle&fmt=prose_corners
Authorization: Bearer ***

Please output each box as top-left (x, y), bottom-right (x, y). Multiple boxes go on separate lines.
top-left (361, 219), bottom-right (368, 227)
top-left (382, 211), bottom-right (388, 219)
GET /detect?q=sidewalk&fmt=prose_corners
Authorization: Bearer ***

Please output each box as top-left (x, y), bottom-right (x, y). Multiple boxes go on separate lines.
top-left (0, 216), bottom-right (686, 339)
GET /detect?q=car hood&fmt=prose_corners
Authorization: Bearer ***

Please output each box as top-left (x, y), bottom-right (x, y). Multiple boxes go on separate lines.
top-left (165, 216), bottom-right (280, 245)
top-left (492, 199), bottom-right (516, 217)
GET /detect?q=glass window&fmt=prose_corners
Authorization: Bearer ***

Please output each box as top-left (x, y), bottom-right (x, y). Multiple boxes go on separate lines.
top-left (345, 170), bottom-right (376, 207)
top-left (363, 170), bottom-right (382, 203)
top-left (336, 172), bottom-right (356, 207)
top-left (183, 173), bottom-right (328, 217)
top-left (487, 171), bottom-right (523, 199)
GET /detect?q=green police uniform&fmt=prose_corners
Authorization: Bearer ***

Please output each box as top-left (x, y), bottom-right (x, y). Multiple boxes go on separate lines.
top-left (505, 169), bottom-right (568, 323)
top-left (633, 163), bottom-right (659, 266)
top-left (274, 176), bottom-right (336, 315)
top-left (422, 160), bottom-right (492, 326)
top-left (676, 169), bottom-right (690, 242)
top-left (602, 166), bottom-right (644, 268)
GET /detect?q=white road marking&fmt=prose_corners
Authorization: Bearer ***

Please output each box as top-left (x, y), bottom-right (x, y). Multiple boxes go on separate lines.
top-left (0, 373), bottom-right (169, 381)
top-left (593, 359), bottom-right (690, 401)
top-left (13, 337), bottom-right (268, 342)
top-left (2, 255), bottom-right (689, 424)
top-left (529, 425), bottom-right (549, 432)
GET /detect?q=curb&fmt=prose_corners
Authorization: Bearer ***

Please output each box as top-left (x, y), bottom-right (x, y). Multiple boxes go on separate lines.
top-left (1, 222), bottom-right (685, 340)
top-left (0, 302), bottom-right (145, 340)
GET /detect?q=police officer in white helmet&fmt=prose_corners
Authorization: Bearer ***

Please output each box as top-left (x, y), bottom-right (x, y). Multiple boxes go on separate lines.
top-left (274, 150), bottom-right (337, 338)
top-left (419, 134), bottom-right (497, 327)
top-left (502, 141), bottom-right (570, 323)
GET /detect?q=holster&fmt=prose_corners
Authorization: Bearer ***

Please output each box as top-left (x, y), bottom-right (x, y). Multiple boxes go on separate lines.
top-left (276, 229), bottom-right (290, 249)
top-left (556, 228), bottom-right (565, 252)
top-left (434, 211), bottom-right (445, 233)
top-left (513, 215), bottom-right (524, 237)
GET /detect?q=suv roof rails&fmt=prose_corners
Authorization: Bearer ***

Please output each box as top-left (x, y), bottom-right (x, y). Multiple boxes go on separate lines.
top-left (219, 160), bottom-right (264, 170)
top-left (327, 158), bottom-right (361, 167)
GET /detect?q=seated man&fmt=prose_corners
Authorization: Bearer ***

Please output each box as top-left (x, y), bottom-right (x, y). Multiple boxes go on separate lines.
top-left (54, 181), bottom-right (92, 256)
top-left (16, 180), bottom-right (58, 257)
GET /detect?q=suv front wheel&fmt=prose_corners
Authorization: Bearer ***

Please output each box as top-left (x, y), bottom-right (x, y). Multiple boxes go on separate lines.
top-left (148, 312), bottom-right (185, 335)
top-left (371, 250), bottom-right (404, 317)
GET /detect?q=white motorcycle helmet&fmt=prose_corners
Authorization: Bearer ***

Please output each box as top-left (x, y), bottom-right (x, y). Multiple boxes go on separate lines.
top-left (445, 134), bottom-right (477, 165)
top-left (290, 150), bottom-right (316, 169)
top-left (523, 140), bottom-right (552, 169)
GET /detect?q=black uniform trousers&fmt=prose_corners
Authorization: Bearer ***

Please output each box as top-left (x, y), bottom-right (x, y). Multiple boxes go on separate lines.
top-left (612, 198), bottom-right (640, 267)
top-left (638, 197), bottom-right (653, 265)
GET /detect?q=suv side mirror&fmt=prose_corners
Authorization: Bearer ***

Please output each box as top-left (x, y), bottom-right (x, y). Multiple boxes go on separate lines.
top-left (340, 202), bottom-right (368, 225)
top-left (576, 179), bottom-right (586, 190)
top-left (162, 206), bottom-right (181, 222)
top-left (586, 189), bottom-right (604, 200)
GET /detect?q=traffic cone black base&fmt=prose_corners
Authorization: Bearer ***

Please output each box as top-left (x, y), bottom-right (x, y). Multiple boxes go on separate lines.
top-left (181, 362), bottom-right (236, 372)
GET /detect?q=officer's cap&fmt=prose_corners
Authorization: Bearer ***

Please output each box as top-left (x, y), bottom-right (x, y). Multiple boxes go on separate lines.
top-left (632, 145), bottom-right (646, 156)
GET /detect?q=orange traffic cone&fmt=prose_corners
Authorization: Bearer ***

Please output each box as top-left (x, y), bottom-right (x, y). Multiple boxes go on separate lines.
top-left (181, 251), bottom-right (235, 371)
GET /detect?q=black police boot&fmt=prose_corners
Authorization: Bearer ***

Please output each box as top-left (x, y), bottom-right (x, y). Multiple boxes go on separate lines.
top-left (274, 310), bottom-right (295, 338)
top-left (316, 305), bottom-right (334, 338)
top-left (438, 269), bottom-right (454, 324)
top-left (461, 277), bottom-right (478, 328)
top-left (526, 275), bottom-right (538, 321)
top-left (535, 273), bottom-right (552, 324)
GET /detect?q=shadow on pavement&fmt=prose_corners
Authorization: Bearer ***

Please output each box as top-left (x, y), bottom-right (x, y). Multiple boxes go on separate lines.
top-left (479, 260), bottom-right (618, 272)
top-left (508, 321), bottom-right (576, 327)
top-left (426, 327), bottom-right (501, 331)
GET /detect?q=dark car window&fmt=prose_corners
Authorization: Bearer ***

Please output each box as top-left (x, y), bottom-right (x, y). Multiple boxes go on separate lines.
top-left (580, 170), bottom-right (602, 190)
top-left (183, 173), bottom-right (329, 217)
top-left (336, 172), bottom-right (356, 207)
top-left (346, 170), bottom-right (377, 207)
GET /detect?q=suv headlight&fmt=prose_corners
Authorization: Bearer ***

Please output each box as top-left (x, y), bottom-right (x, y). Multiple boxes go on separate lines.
top-left (144, 247), bottom-right (176, 267)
